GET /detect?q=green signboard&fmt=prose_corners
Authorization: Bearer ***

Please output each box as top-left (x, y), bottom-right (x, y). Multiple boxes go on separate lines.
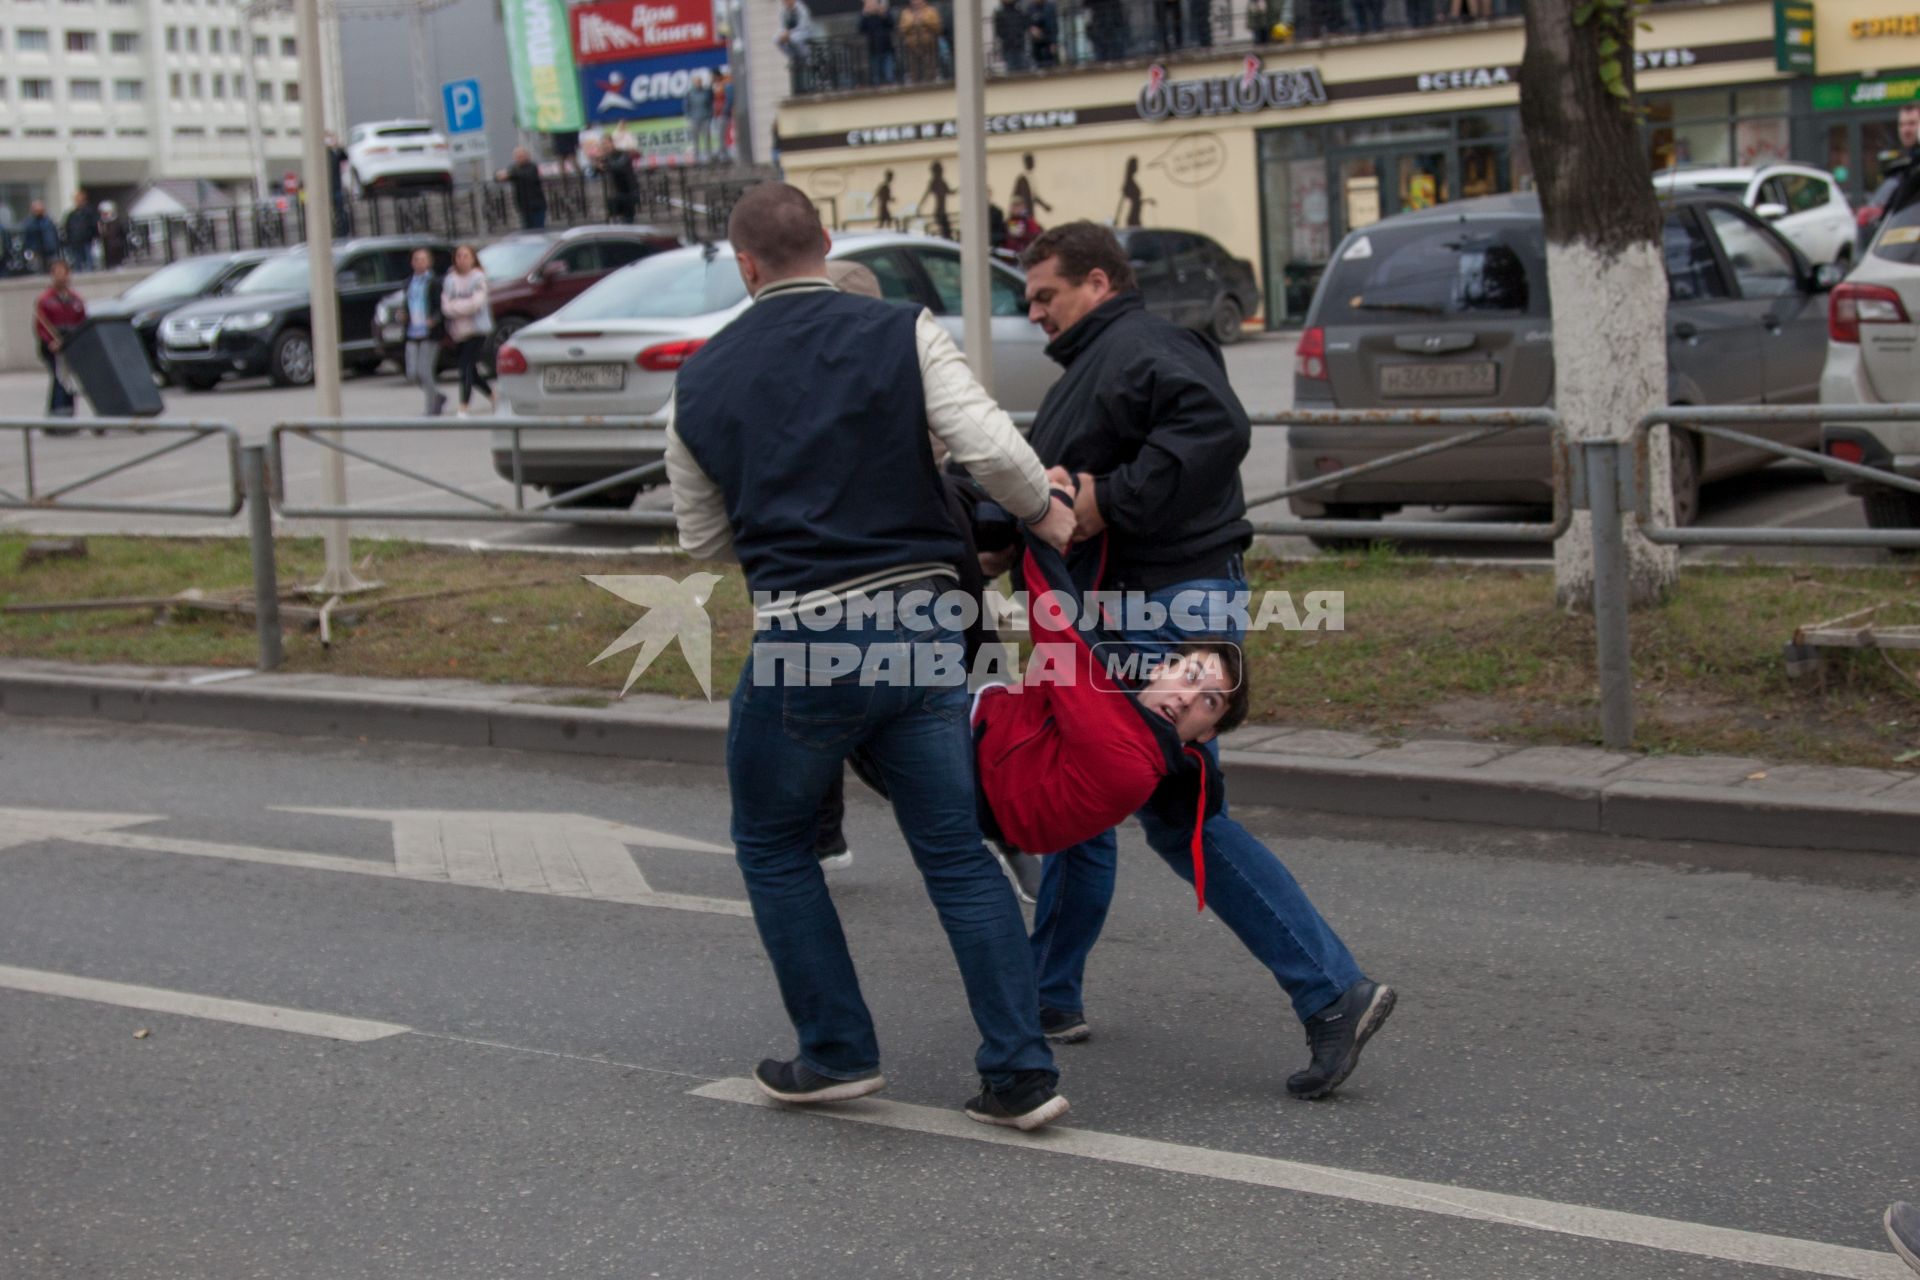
top-left (503, 0), bottom-right (584, 133)
top-left (1775, 0), bottom-right (1818, 73)
top-left (1812, 75), bottom-right (1920, 110)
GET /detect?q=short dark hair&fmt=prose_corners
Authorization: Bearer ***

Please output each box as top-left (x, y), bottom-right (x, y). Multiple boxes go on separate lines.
top-left (1019, 221), bottom-right (1136, 293)
top-left (728, 181), bottom-right (826, 273)
top-left (1177, 640), bottom-right (1249, 735)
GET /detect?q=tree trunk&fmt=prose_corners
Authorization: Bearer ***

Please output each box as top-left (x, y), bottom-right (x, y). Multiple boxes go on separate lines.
top-left (1520, 0), bottom-right (1677, 610)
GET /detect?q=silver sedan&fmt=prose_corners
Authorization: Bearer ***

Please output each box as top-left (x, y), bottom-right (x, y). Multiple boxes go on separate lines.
top-left (489, 231), bottom-right (1058, 505)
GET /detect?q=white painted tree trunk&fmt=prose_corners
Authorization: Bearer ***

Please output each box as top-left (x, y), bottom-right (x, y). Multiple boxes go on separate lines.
top-left (1545, 242), bottom-right (1678, 610)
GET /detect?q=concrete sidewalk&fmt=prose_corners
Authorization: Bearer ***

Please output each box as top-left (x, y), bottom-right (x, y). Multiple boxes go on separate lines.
top-left (3, 658), bottom-right (1915, 857)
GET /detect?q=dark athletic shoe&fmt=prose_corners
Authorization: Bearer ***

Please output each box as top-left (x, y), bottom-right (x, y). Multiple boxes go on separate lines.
top-left (1039, 1007), bottom-right (1091, 1045)
top-left (752, 1058), bottom-right (885, 1104)
top-left (815, 838), bottom-right (853, 872)
top-left (1286, 979), bottom-right (1397, 1101)
top-left (1887, 1202), bottom-right (1920, 1275)
top-left (963, 1072), bottom-right (1070, 1131)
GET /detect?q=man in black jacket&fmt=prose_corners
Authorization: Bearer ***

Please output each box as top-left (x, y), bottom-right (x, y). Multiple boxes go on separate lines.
top-left (63, 190), bottom-right (100, 272)
top-left (499, 148), bottom-right (548, 230)
top-left (1014, 221), bottom-right (1395, 1101)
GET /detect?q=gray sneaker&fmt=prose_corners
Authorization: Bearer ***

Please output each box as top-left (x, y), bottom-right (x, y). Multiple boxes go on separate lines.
top-left (1887, 1202), bottom-right (1920, 1275)
top-left (994, 843), bottom-right (1042, 905)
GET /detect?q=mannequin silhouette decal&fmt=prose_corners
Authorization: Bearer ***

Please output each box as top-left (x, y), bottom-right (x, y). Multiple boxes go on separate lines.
top-left (873, 169), bottom-right (897, 229)
top-left (1012, 152), bottom-right (1052, 217)
top-left (1116, 156), bottom-right (1155, 227)
top-left (917, 160), bottom-right (955, 240)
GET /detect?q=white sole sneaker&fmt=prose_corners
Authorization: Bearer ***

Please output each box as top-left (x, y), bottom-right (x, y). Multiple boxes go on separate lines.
top-left (817, 850), bottom-right (853, 871)
top-left (753, 1070), bottom-right (886, 1105)
top-left (966, 1093), bottom-right (1070, 1132)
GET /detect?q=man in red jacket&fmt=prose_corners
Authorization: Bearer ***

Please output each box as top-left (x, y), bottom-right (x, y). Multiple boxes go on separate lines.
top-left (33, 259), bottom-right (87, 424)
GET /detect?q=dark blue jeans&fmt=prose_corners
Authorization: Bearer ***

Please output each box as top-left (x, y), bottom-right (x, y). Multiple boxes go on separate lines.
top-left (728, 607), bottom-right (1056, 1089)
top-left (1031, 570), bottom-right (1366, 1023)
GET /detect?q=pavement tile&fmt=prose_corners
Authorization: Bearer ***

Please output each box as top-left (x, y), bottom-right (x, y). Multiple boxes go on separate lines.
top-left (1613, 754), bottom-right (1771, 787)
top-left (1874, 774), bottom-right (1920, 807)
top-left (1735, 764), bottom-right (1917, 799)
top-left (1361, 739), bottom-right (1513, 770)
top-left (1478, 745), bottom-right (1634, 781)
top-left (1220, 726), bottom-right (1299, 751)
top-left (1241, 728), bottom-right (1383, 759)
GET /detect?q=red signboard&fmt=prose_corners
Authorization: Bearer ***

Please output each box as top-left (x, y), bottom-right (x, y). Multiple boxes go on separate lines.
top-left (571, 0), bottom-right (720, 63)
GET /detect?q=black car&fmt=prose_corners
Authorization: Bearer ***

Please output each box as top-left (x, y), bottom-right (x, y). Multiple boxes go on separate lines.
top-left (1114, 227), bottom-right (1261, 345)
top-left (159, 236), bottom-right (452, 389)
top-left (86, 250), bottom-right (274, 381)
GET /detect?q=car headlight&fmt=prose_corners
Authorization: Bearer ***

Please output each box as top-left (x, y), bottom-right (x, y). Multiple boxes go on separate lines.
top-left (224, 311), bottom-right (276, 330)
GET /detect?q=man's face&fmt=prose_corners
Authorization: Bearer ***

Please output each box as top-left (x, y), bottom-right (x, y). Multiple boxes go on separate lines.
top-left (49, 261), bottom-right (70, 288)
top-left (1900, 106), bottom-right (1920, 148)
top-left (1135, 651), bottom-right (1236, 745)
top-left (412, 249), bottom-right (432, 273)
top-left (1024, 255), bottom-right (1113, 340)
top-left (513, 147), bottom-right (531, 164)
top-left (30, 201), bottom-right (46, 217)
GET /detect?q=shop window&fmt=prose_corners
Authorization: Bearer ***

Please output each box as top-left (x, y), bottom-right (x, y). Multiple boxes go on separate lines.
top-left (1735, 86), bottom-right (1790, 116)
top-left (1736, 117), bottom-right (1789, 166)
top-left (1650, 121), bottom-right (1731, 171)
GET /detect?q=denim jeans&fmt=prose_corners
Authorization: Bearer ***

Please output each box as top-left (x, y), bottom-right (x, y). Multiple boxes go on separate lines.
top-left (728, 605), bottom-right (1056, 1089)
top-left (1031, 568), bottom-right (1366, 1023)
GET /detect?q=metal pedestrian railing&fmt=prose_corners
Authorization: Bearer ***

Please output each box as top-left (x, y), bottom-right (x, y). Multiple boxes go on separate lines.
top-left (0, 419), bottom-right (243, 518)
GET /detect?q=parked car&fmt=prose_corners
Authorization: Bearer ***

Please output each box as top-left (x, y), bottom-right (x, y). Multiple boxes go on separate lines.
top-left (346, 119), bottom-right (454, 194)
top-left (1288, 192), bottom-right (1836, 540)
top-left (371, 226), bottom-right (682, 372)
top-left (87, 249), bottom-right (274, 381)
top-left (1819, 161), bottom-right (1920, 533)
top-left (490, 231), bottom-right (1058, 505)
top-left (161, 236), bottom-right (451, 389)
top-left (1112, 227), bottom-right (1260, 345)
top-left (1654, 164), bottom-right (1856, 267)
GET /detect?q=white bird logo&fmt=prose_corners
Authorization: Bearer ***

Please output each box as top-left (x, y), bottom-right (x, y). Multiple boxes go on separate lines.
top-left (585, 572), bottom-right (723, 700)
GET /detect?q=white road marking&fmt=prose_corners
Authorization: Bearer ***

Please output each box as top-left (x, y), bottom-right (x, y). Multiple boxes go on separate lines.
top-left (690, 1078), bottom-right (1909, 1280)
top-left (0, 806), bottom-right (749, 917)
top-left (0, 964), bottom-right (410, 1042)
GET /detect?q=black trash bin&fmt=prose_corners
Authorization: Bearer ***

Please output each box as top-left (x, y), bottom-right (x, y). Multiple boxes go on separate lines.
top-left (61, 315), bottom-right (165, 417)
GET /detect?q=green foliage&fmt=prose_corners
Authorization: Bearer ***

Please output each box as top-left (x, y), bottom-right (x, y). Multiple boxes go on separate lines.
top-left (1573, 0), bottom-right (1648, 110)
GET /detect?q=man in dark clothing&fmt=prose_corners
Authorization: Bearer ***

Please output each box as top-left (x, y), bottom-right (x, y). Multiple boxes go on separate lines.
top-left (63, 190), bottom-right (99, 272)
top-left (325, 133), bottom-right (351, 234)
top-left (499, 148), bottom-right (548, 230)
top-left (1014, 221), bottom-right (1395, 1101)
top-left (994, 0), bottom-right (1031, 70)
top-left (602, 141), bottom-right (639, 222)
top-left (19, 202), bottom-right (62, 268)
top-left (1028, 0), bottom-right (1059, 65)
top-left (665, 182), bottom-right (1075, 1130)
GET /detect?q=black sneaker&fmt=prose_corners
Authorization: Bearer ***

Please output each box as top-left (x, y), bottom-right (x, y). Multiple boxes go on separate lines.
top-left (815, 838), bottom-right (853, 872)
top-left (1887, 1202), bottom-right (1920, 1274)
top-left (1286, 979), bottom-right (1396, 1100)
top-left (963, 1071), bottom-right (1069, 1131)
top-left (1039, 1007), bottom-right (1091, 1044)
top-left (751, 1057), bottom-right (885, 1104)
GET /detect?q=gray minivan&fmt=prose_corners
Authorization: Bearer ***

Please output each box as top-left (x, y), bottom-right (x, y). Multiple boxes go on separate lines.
top-left (1288, 191), bottom-right (1834, 532)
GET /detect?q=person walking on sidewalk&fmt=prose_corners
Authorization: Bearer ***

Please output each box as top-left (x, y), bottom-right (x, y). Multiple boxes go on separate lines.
top-left (33, 259), bottom-right (86, 425)
top-left (1014, 221), bottom-right (1396, 1100)
top-left (398, 248), bottom-right (446, 417)
top-left (440, 243), bottom-right (493, 417)
top-left (666, 182), bottom-right (1078, 1129)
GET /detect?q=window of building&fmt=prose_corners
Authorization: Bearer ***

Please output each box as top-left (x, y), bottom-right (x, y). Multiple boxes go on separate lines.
top-left (18, 28), bottom-right (51, 51)
top-left (66, 29), bottom-right (97, 51)
top-left (209, 27), bottom-right (220, 50)
top-left (169, 70), bottom-right (181, 96)
top-left (113, 77), bottom-right (141, 100)
top-left (174, 125), bottom-right (205, 136)
top-left (189, 71), bottom-right (201, 94)
top-left (0, 79), bottom-right (8, 98)
top-left (69, 77), bottom-right (101, 99)
top-left (252, 34), bottom-right (267, 55)
top-left (212, 71), bottom-right (224, 96)
top-left (165, 25), bottom-right (178, 49)
top-left (283, 79), bottom-right (298, 101)
top-left (110, 30), bottom-right (137, 51)
top-left (229, 26), bottom-right (238, 47)
top-left (23, 77), bottom-right (55, 99)
top-left (184, 26), bottom-right (197, 49)
top-left (256, 79), bottom-right (271, 101)
top-left (280, 35), bottom-right (294, 56)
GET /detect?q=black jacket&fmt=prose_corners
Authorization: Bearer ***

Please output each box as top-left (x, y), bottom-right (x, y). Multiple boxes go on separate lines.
top-left (1027, 292), bottom-right (1251, 590)
top-left (507, 161), bottom-right (547, 219)
top-left (64, 204), bottom-right (100, 244)
top-left (993, 0), bottom-right (1028, 49)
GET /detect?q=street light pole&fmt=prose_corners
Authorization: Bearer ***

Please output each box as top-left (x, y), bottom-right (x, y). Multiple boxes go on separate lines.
top-left (954, 0), bottom-right (992, 392)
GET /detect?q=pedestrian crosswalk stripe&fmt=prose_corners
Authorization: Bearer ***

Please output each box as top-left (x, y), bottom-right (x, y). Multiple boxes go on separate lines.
top-left (0, 964), bottom-right (411, 1042)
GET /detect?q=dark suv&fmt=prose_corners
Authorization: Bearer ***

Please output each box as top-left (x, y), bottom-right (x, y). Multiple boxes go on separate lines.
top-left (161, 236), bottom-right (451, 389)
top-left (89, 249), bottom-right (274, 381)
top-left (1115, 227), bottom-right (1261, 345)
top-left (371, 226), bottom-right (681, 371)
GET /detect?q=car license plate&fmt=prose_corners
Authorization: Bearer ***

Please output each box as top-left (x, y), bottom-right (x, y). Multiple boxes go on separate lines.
top-left (543, 364), bottom-right (625, 392)
top-left (1379, 361), bottom-right (1497, 398)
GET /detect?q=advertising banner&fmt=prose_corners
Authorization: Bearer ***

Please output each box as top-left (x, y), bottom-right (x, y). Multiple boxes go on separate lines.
top-left (572, 0), bottom-right (722, 64)
top-left (580, 47), bottom-right (729, 124)
top-left (608, 117), bottom-right (703, 163)
top-left (503, 0), bottom-right (584, 131)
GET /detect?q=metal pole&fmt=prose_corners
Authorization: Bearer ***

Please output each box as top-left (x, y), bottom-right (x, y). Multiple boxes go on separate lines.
top-left (241, 9), bottom-right (271, 207)
top-left (954, 0), bottom-right (992, 391)
top-left (243, 445), bottom-right (284, 670)
top-left (297, 0), bottom-right (368, 594)
top-left (1585, 439), bottom-right (1634, 750)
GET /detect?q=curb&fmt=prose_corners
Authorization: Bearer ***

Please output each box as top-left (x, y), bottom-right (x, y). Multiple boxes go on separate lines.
top-left (3, 670), bottom-right (1913, 857)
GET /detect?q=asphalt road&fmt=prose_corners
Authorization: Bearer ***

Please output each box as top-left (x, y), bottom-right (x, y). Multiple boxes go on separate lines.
top-left (3, 717), bottom-right (1916, 1278)
top-left (0, 337), bottom-right (1894, 565)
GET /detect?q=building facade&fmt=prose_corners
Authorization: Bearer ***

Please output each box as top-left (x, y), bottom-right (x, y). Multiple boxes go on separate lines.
top-left (772, 0), bottom-right (1920, 327)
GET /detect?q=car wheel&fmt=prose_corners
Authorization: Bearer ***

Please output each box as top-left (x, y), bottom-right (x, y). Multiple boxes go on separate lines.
top-left (1307, 504), bottom-right (1385, 551)
top-left (545, 483), bottom-right (640, 511)
top-left (1210, 295), bottom-right (1245, 346)
top-left (269, 328), bottom-right (315, 387)
top-left (179, 370), bottom-right (222, 392)
top-left (1667, 428), bottom-right (1702, 528)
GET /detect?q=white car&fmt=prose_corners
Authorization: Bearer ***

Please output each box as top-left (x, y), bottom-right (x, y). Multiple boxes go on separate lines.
top-left (1655, 164), bottom-right (1856, 267)
top-left (346, 120), bottom-right (453, 194)
top-left (490, 231), bottom-right (1059, 506)
top-left (1819, 161), bottom-right (1920, 533)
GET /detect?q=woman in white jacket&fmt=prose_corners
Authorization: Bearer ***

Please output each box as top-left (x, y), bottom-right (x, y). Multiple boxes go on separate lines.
top-left (440, 243), bottom-right (494, 416)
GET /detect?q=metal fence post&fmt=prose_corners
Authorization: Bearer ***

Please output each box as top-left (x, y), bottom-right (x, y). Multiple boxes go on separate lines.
top-left (242, 445), bottom-right (283, 671)
top-left (1584, 438), bottom-right (1634, 750)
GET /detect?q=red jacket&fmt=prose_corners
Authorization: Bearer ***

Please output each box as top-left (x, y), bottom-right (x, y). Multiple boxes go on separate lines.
top-left (974, 542), bottom-right (1219, 908)
top-left (34, 287), bottom-right (86, 349)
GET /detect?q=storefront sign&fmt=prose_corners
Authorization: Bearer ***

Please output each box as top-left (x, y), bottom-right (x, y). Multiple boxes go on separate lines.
top-left (571, 0), bottom-right (721, 64)
top-left (1415, 66), bottom-right (1513, 92)
top-left (1850, 14), bottom-right (1920, 36)
top-left (1634, 46), bottom-right (1700, 70)
top-left (842, 110), bottom-right (1081, 147)
top-left (1775, 0), bottom-right (1817, 72)
top-left (1812, 74), bottom-right (1920, 109)
top-left (579, 47), bottom-right (728, 124)
top-left (1136, 56), bottom-right (1326, 122)
top-left (503, 0), bottom-right (584, 131)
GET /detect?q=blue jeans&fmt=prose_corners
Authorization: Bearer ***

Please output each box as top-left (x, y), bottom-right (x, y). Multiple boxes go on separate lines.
top-left (728, 607), bottom-right (1056, 1089)
top-left (1031, 570), bottom-right (1366, 1023)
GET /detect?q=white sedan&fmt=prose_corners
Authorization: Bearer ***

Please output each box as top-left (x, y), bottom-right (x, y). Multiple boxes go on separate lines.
top-left (490, 231), bottom-right (1058, 506)
top-left (346, 120), bottom-right (453, 194)
top-left (1655, 164), bottom-right (1856, 267)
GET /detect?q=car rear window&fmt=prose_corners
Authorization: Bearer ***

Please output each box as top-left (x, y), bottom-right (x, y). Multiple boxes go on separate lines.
top-left (375, 124), bottom-right (433, 137)
top-left (1315, 221), bottom-right (1545, 323)
top-left (556, 249), bottom-right (750, 321)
